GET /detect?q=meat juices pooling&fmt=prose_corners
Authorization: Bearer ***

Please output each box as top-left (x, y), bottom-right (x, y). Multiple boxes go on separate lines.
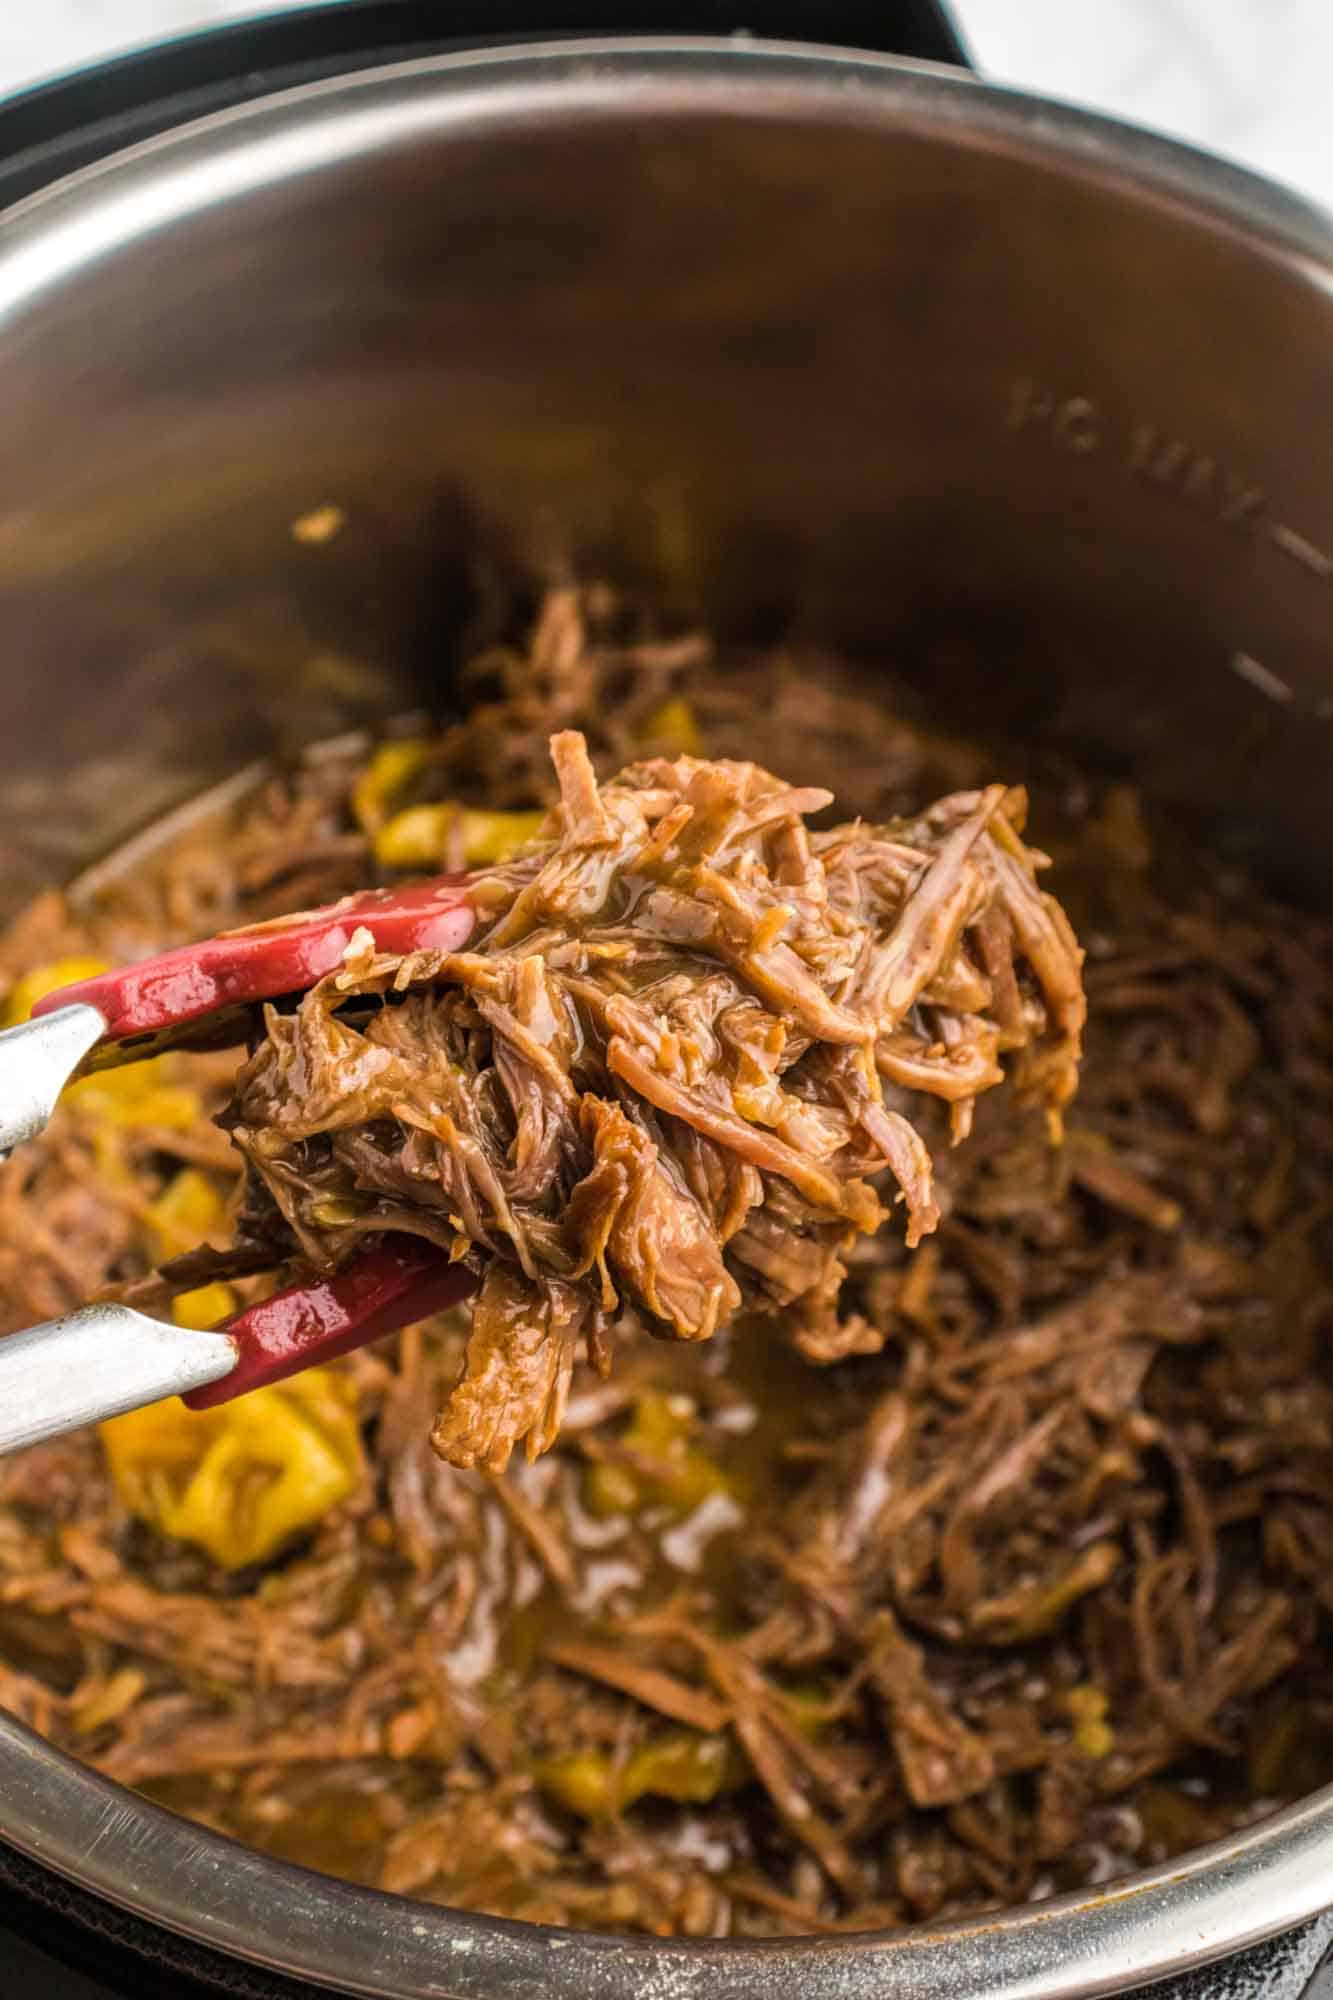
top-left (0, 586), bottom-right (1331, 1932)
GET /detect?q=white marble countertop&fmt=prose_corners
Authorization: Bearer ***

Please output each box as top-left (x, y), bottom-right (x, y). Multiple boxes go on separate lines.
top-left (2, 2), bottom-right (1330, 211)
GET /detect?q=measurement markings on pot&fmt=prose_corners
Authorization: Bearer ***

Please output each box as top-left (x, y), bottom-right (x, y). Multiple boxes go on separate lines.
top-left (1005, 378), bottom-right (1331, 580)
top-left (1231, 652), bottom-right (1294, 703)
top-left (1269, 522), bottom-right (1333, 579)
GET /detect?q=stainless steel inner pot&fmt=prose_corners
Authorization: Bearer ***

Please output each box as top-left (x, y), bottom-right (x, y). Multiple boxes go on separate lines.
top-left (1, 36), bottom-right (1332, 2000)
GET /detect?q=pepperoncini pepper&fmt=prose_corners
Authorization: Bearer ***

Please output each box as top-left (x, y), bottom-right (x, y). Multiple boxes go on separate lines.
top-left (537, 1727), bottom-right (748, 1819)
top-left (3, 956), bottom-right (111, 1026)
top-left (99, 1368), bottom-right (363, 1571)
top-left (171, 1283), bottom-right (238, 1331)
top-left (6, 958), bottom-right (202, 1128)
top-left (582, 1390), bottom-right (730, 1519)
top-left (146, 1172), bottom-right (236, 1326)
top-left (638, 696), bottom-right (702, 757)
top-left (535, 1750), bottom-right (618, 1819)
top-left (71, 1068), bottom-right (203, 1130)
top-left (621, 1728), bottom-right (747, 1805)
top-left (1063, 1684), bottom-right (1115, 1759)
top-left (351, 739), bottom-right (432, 836)
top-left (149, 1167), bottom-right (225, 1257)
top-left (374, 802), bottom-right (548, 871)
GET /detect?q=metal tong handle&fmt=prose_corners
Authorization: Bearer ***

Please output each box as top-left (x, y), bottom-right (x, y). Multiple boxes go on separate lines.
top-left (0, 1003), bottom-right (238, 1454)
top-left (0, 1303), bottom-right (237, 1455)
top-left (0, 1003), bottom-right (105, 1157)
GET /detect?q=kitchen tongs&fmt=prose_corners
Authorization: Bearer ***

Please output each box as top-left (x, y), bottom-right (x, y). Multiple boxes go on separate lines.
top-left (0, 877), bottom-right (479, 1455)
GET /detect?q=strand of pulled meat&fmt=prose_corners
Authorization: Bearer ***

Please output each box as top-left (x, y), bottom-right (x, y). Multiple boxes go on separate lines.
top-left (220, 732), bottom-right (1084, 1469)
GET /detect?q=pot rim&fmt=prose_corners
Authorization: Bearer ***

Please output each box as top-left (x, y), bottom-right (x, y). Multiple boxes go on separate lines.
top-left (2, 32), bottom-right (1331, 318)
top-left (2, 37), bottom-right (1332, 2000)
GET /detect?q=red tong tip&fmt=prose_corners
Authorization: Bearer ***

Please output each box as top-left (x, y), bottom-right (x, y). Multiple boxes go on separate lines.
top-left (32, 876), bottom-right (476, 1042)
top-left (186, 1240), bottom-right (478, 1409)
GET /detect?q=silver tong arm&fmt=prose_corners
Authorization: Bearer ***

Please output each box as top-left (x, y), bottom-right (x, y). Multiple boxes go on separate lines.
top-left (0, 1302), bottom-right (237, 1456)
top-left (0, 1002), bottom-right (106, 1157)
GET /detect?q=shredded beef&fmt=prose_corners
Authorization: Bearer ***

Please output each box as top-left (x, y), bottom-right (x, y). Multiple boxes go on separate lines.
top-left (222, 736), bottom-right (1083, 1470)
top-left (1, 583), bottom-right (1332, 1937)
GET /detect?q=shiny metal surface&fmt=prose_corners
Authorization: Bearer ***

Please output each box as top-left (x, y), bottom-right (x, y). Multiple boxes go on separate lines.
top-left (2, 1697), bottom-right (1333, 2000)
top-left (0, 35), bottom-right (1331, 2000)
top-left (0, 1003), bottom-right (104, 1155)
top-left (0, 1302), bottom-right (236, 1456)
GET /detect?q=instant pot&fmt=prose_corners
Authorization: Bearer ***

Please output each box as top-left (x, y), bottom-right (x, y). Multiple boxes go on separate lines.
top-left (2, 4), bottom-right (1332, 1997)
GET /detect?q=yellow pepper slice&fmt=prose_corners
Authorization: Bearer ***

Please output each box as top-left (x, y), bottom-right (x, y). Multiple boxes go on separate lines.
top-left (149, 1167), bottom-right (225, 1258)
top-left (621, 1728), bottom-right (747, 1806)
top-left (534, 1750), bottom-right (619, 1819)
top-left (5, 956), bottom-right (203, 1127)
top-left (460, 807), bottom-right (550, 865)
top-left (638, 696), bottom-right (702, 758)
top-left (583, 1391), bottom-right (732, 1518)
top-left (171, 1282), bottom-right (238, 1330)
top-left (352, 738), bottom-right (432, 835)
top-left (3, 955), bottom-right (112, 1027)
top-left (71, 1666), bottom-right (148, 1737)
top-left (537, 1728), bottom-right (747, 1819)
top-left (1064, 1684), bottom-right (1114, 1759)
top-left (374, 803), bottom-right (548, 871)
top-left (625, 1390), bottom-right (692, 1456)
top-left (373, 804), bottom-right (447, 868)
top-left (68, 1069), bottom-right (203, 1129)
top-left (631, 1392), bottom-right (729, 1512)
top-left (99, 1368), bottom-right (363, 1571)
top-left (582, 1459), bottom-right (641, 1520)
